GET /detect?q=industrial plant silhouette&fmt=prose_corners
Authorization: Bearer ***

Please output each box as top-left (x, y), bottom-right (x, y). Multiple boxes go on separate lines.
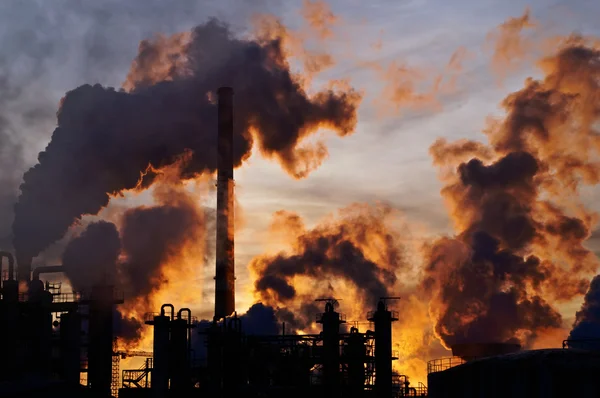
top-left (1, 87), bottom-right (599, 398)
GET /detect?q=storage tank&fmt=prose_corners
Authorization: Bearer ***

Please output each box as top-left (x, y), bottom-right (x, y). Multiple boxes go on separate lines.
top-left (367, 299), bottom-right (398, 398)
top-left (88, 284), bottom-right (115, 396)
top-left (149, 313), bottom-right (170, 397)
top-left (169, 317), bottom-right (189, 392)
top-left (317, 301), bottom-right (345, 394)
top-left (59, 311), bottom-right (82, 385)
top-left (428, 348), bottom-right (600, 398)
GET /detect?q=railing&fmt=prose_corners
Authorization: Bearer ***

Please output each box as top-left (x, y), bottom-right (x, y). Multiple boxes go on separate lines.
top-left (17, 289), bottom-right (123, 303)
top-left (427, 357), bottom-right (467, 374)
top-left (178, 313), bottom-right (198, 324)
top-left (52, 292), bottom-right (82, 303)
top-left (414, 382), bottom-right (428, 396)
top-left (17, 292), bottom-right (82, 303)
top-left (122, 358), bottom-right (152, 389)
top-left (315, 312), bottom-right (347, 323)
top-left (367, 310), bottom-right (399, 321)
top-left (144, 312), bottom-right (161, 323)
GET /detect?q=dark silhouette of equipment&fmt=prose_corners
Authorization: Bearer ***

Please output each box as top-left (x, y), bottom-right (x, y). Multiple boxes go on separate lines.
top-left (368, 297), bottom-right (400, 398)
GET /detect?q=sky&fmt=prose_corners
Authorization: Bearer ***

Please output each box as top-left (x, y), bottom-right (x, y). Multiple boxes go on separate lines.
top-left (1, 0), bottom-right (600, 362)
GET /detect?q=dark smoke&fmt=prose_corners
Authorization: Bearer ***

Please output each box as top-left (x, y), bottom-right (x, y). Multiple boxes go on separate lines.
top-left (113, 310), bottom-right (144, 343)
top-left (250, 204), bottom-right (404, 328)
top-left (62, 221), bottom-right (121, 290)
top-left (118, 189), bottom-right (205, 304)
top-left (254, 237), bottom-right (394, 303)
top-left (426, 35), bottom-right (600, 349)
top-left (570, 275), bottom-right (600, 342)
top-left (423, 231), bottom-right (561, 346)
top-left (12, 18), bottom-right (360, 261)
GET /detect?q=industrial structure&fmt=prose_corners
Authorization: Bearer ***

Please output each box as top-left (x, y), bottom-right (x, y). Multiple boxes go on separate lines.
top-left (427, 342), bottom-right (600, 397)
top-left (214, 86), bottom-right (235, 321)
top-left (0, 87), bottom-right (427, 398)
top-left (1, 86), bottom-right (595, 397)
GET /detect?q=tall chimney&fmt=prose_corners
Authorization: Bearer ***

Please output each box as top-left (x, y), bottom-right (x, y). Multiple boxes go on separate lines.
top-left (214, 87), bottom-right (235, 320)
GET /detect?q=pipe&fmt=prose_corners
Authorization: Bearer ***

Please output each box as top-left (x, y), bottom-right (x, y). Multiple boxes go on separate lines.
top-left (178, 307), bottom-right (192, 352)
top-left (0, 251), bottom-right (15, 280)
top-left (160, 303), bottom-right (174, 320)
top-left (32, 265), bottom-right (64, 280)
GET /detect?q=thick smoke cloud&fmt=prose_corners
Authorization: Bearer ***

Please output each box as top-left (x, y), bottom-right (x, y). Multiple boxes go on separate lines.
top-left (250, 204), bottom-right (406, 329)
top-left (12, 18), bottom-right (360, 262)
top-left (60, 175), bottom-right (207, 343)
top-left (425, 35), bottom-right (600, 349)
top-left (118, 183), bottom-right (206, 308)
top-left (570, 275), bottom-right (600, 341)
top-left (62, 221), bottom-right (121, 290)
top-left (0, 0), bottom-right (281, 252)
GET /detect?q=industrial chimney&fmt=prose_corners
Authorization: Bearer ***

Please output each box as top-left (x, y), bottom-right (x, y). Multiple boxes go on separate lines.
top-left (214, 87), bottom-right (235, 320)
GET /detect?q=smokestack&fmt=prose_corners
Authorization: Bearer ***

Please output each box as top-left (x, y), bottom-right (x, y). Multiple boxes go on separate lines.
top-left (215, 86), bottom-right (235, 320)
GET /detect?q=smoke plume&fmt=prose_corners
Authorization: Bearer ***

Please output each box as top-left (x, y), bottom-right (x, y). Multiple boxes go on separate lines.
top-left (62, 221), bottom-right (121, 290)
top-left (424, 34), bottom-right (600, 349)
top-left (118, 180), bottom-right (207, 311)
top-left (250, 203), bottom-right (407, 329)
top-left (485, 8), bottom-right (537, 83)
top-left (60, 160), bottom-right (209, 344)
top-left (12, 17), bottom-right (361, 261)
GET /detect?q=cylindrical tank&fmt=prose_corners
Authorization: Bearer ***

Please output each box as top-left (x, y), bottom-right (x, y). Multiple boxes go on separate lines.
top-left (169, 318), bottom-right (189, 391)
top-left (152, 314), bottom-right (170, 397)
top-left (223, 314), bottom-right (244, 395)
top-left (88, 284), bottom-right (114, 396)
top-left (320, 302), bottom-right (342, 395)
top-left (60, 311), bottom-right (82, 385)
top-left (0, 279), bottom-right (19, 380)
top-left (28, 289), bottom-right (53, 375)
top-left (368, 300), bottom-right (397, 398)
top-left (427, 349), bottom-right (600, 398)
top-left (345, 327), bottom-right (366, 397)
top-left (2, 278), bottom-right (18, 302)
top-left (206, 318), bottom-right (223, 394)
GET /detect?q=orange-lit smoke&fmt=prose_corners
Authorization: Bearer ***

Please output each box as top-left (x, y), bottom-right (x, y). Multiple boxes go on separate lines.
top-left (485, 8), bottom-right (537, 84)
top-left (13, 13), bottom-right (361, 262)
top-left (423, 33), bottom-right (600, 350)
top-left (252, 0), bottom-right (342, 88)
top-left (250, 203), bottom-right (408, 329)
top-left (119, 157), bottom-right (209, 345)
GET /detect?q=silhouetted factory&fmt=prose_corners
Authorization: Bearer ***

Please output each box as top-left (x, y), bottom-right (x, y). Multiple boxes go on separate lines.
top-left (1, 87), bottom-right (599, 398)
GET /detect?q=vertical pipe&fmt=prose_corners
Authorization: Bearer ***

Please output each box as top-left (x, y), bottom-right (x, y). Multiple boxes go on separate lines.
top-left (371, 301), bottom-right (394, 398)
top-left (321, 303), bottom-right (341, 395)
top-left (169, 318), bottom-right (189, 392)
top-left (60, 311), bottom-right (82, 385)
top-left (215, 86), bottom-right (235, 320)
top-left (0, 251), bottom-right (15, 280)
top-left (88, 284), bottom-right (114, 397)
top-left (152, 314), bottom-right (170, 397)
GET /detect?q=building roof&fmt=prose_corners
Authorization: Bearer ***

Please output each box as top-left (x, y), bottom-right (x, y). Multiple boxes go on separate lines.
top-left (446, 348), bottom-right (600, 372)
